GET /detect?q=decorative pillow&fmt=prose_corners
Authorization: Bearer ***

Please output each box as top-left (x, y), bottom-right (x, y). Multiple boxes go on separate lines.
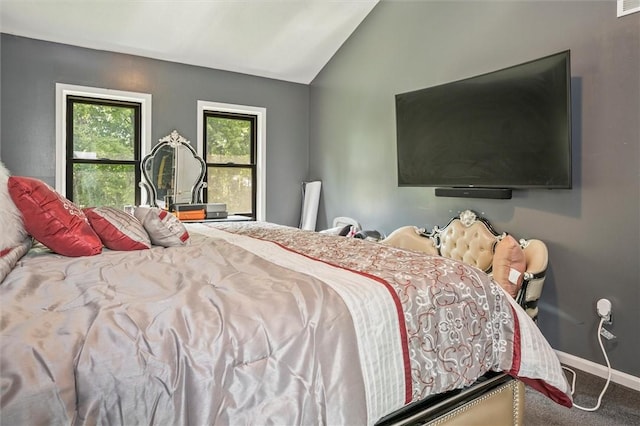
top-left (8, 176), bottom-right (102, 257)
top-left (134, 206), bottom-right (190, 247)
top-left (85, 207), bottom-right (151, 251)
top-left (0, 162), bottom-right (28, 251)
top-left (492, 234), bottom-right (527, 298)
top-left (0, 237), bottom-right (32, 283)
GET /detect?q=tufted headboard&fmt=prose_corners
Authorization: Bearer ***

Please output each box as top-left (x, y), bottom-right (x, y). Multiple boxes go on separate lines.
top-left (380, 210), bottom-right (548, 321)
top-left (433, 210), bottom-right (502, 272)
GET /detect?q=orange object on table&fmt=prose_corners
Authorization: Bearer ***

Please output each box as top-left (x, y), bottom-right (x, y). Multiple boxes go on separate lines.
top-left (174, 210), bottom-right (206, 221)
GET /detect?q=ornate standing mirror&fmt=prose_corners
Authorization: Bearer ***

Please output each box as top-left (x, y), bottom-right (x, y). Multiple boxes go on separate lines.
top-left (140, 130), bottom-right (206, 207)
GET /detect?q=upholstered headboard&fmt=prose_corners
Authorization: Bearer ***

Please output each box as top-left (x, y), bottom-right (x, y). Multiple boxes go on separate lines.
top-left (433, 210), bottom-right (502, 272)
top-left (380, 210), bottom-right (548, 321)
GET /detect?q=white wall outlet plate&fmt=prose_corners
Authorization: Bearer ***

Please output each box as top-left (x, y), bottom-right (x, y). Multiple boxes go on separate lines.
top-left (618, 0), bottom-right (640, 17)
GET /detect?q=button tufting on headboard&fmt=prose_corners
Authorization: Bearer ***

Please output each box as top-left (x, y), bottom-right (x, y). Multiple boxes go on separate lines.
top-left (438, 220), bottom-right (498, 272)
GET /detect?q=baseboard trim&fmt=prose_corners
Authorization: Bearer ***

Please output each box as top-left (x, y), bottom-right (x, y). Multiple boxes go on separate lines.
top-left (555, 350), bottom-right (640, 392)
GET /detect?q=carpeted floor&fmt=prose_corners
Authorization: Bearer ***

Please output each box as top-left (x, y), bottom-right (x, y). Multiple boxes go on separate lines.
top-left (524, 367), bottom-right (640, 425)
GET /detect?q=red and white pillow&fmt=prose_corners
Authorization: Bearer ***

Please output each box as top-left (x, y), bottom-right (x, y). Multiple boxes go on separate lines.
top-left (0, 238), bottom-right (32, 283)
top-left (0, 162), bottom-right (32, 281)
top-left (8, 176), bottom-right (103, 257)
top-left (84, 207), bottom-right (151, 251)
top-left (2, 162), bottom-right (194, 263)
top-left (134, 206), bottom-right (190, 247)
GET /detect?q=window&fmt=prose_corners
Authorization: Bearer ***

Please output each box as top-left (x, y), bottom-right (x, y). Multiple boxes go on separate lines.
top-left (66, 96), bottom-right (141, 208)
top-left (203, 112), bottom-right (256, 217)
top-left (56, 84), bottom-right (152, 208)
top-left (198, 101), bottom-right (266, 220)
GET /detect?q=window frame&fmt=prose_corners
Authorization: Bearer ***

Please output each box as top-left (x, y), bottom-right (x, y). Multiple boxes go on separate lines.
top-left (65, 95), bottom-right (142, 205)
top-left (197, 101), bottom-right (266, 221)
top-left (202, 111), bottom-right (257, 217)
top-left (55, 83), bottom-right (152, 203)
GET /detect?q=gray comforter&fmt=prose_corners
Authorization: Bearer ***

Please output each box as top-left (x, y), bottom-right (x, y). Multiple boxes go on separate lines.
top-left (0, 222), bottom-right (570, 425)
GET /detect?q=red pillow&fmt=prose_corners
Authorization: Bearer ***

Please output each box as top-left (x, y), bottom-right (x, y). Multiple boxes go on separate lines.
top-left (8, 176), bottom-right (102, 257)
top-left (492, 234), bottom-right (526, 298)
top-left (85, 207), bottom-right (151, 251)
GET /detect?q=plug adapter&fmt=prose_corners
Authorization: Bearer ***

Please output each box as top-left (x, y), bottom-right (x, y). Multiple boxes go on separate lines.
top-left (597, 298), bottom-right (612, 323)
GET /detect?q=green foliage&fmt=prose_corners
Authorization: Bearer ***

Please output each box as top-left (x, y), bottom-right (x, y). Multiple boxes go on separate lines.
top-left (206, 116), bottom-right (251, 163)
top-left (73, 164), bottom-right (135, 209)
top-left (71, 101), bottom-right (137, 208)
top-left (73, 103), bottom-right (135, 161)
top-left (205, 115), bottom-right (255, 214)
top-left (207, 167), bottom-right (252, 214)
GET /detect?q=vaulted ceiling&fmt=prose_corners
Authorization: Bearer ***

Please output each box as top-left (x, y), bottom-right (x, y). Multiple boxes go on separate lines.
top-left (0, 0), bottom-right (379, 84)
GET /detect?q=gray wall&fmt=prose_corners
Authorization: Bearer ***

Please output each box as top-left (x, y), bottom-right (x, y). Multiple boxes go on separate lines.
top-left (310, 2), bottom-right (640, 376)
top-left (0, 34), bottom-right (309, 226)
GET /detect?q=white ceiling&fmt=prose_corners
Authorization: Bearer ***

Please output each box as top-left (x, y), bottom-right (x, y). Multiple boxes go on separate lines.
top-left (0, 0), bottom-right (379, 84)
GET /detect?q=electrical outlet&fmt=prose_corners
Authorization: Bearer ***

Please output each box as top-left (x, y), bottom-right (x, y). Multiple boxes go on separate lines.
top-left (600, 328), bottom-right (616, 340)
top-left (597, 298), bottom-right (612, 324)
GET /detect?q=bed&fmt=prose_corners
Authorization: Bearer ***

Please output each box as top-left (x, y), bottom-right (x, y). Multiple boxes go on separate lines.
top-left (0, 173), bottom-right (571, 425)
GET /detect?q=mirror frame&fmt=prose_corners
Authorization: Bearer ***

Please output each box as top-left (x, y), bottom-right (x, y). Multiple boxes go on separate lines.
top-left (140, 130), bottom-right (207, 207)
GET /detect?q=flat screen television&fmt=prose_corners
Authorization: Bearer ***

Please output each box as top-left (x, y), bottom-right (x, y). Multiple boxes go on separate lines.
top-left (395, 50), bottom-right (572, 197)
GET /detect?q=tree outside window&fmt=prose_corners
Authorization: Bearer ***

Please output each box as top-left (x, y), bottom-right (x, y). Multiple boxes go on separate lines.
top-left (204, 112), bottom-right (256, 218)
top-left (66, 97), bottom-right (141, 208)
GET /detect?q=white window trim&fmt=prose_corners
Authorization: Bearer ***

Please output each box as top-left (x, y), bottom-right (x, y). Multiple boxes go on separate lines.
top-left (197, 100), bottom-right (266, 221)
top-left (55, 83), bottom-right (152, 201)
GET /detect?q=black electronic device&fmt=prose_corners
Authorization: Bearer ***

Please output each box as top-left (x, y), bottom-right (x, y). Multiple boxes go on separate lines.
top-left (395, 50), bottom-right (572, 198)
top-left (434, 187), bottom-right (512, 199)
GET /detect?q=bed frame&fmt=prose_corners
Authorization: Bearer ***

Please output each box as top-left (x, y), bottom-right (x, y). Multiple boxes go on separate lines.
top-left (377, 372), bottom-right (523, 426)
top-left (376, 209), bottom-right (549, 425)
top-left (380, 209), bottom-right (548, 321)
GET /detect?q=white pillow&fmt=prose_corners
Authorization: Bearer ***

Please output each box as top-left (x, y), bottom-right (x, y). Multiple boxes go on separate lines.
top-left (1, 238), bottom-right (31, 283)
top-left (134, 206), bottom-right (190, 247)
top-left (0, 161), bottom-right (27, 250)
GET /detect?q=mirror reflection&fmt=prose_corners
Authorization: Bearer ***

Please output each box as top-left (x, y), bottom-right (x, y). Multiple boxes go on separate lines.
top-left (140, 130), bottom-right (206, 208)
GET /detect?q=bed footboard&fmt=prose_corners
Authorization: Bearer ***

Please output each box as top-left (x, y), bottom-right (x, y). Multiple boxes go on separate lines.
top-left (377, 373), bottom-right (524, 426)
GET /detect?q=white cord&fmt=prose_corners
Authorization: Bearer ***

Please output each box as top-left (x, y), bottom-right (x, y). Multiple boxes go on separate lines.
top-left (561, 317), bottom-right (612, 412)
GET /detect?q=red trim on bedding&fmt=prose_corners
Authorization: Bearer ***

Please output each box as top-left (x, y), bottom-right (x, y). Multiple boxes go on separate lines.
top-left (514, 376), bottom-right (573, 408)
top-left (507, 306), bottom-right (573, 408)
top-left (0, 248), bottom-right (10, 257)
top-left (508, 305), bottom-right (522, 375)
top-left (266, 240), bottom-right (413, 405)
